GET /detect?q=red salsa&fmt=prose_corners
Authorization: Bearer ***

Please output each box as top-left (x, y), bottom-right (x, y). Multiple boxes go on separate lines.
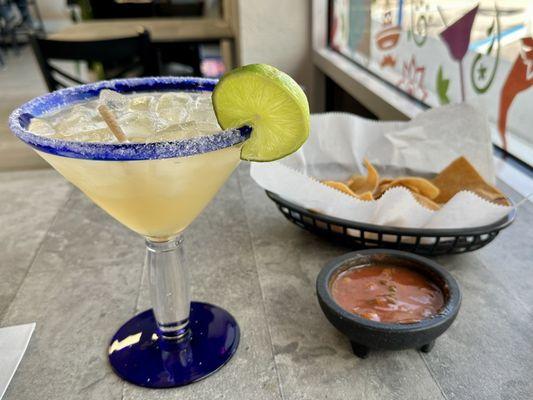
top-left (331, 264), bottom-right (444, 324)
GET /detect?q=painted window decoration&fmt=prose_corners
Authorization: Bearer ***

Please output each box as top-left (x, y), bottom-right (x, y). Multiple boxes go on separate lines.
top-left (329, 0), bottom-right (533, 166)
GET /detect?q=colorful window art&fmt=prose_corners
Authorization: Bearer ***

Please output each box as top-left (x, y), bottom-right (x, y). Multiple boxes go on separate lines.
top-left (329, 0), bottom-right (533, 166)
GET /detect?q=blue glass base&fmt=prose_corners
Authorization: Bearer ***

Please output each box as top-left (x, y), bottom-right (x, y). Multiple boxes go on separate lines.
top-left (108, 302), bottom-right (240, 388)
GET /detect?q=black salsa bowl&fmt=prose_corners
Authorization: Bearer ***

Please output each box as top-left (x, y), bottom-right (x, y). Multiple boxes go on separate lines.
top-left (316, 249), bottom-right (461, 358)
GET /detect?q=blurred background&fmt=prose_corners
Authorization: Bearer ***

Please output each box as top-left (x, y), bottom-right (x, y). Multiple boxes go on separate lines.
top-left (0, 0), bottom-right (531, 181)
top-left (0, 0), bottom-right (312, 170)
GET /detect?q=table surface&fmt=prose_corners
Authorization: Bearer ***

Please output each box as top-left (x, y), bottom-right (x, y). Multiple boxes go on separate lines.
top-left (49, 18), bottom-right (233, 42)
top-left (1, 165), bottom-right (532, 400)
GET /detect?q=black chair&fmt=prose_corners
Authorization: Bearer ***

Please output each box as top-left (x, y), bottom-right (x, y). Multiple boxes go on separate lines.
top-left (87, 0), bottom-right (204, 76)
top-left (88, 0), bottom-right (204, 19)
top-left (30, 29), bottom-right (160, 91)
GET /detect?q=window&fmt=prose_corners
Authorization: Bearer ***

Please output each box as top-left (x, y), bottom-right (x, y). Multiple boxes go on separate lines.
top-left (329, 0), bottom-right (533, 167)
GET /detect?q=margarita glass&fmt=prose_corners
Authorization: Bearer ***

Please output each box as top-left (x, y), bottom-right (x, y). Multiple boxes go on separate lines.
top-left (9, 77), bottom-right (252, 388)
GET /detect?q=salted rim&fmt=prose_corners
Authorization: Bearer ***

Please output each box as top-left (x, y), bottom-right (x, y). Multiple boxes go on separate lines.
top-left (8, 76), bottom-right (251, 161)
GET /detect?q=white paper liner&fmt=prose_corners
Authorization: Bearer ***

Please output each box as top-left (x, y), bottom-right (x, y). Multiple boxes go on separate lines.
top-left (251, 105), bottom-right (513, 230)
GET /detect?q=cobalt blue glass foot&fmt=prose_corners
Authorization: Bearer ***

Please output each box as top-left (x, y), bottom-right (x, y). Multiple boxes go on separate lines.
top-left (108, 302), bottom-right (240, 388)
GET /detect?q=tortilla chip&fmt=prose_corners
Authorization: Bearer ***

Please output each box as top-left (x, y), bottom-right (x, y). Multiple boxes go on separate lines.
top-left (373, 178), bottom-right (393, 198)
top-left (322, 181), bottom-right (357, 196)
top-left (347, 159), bottom-right (379, 195)
top-left (432, 157), bottom-right (509, 205)
top-left (322, 181), bottom-right (374, 201)
top-left (375, 177), bottom-right (439, 199)
top-left (392, 177), bottom-right (439, 199)
top-left (412, 192), bottom-right (441, 211)
top-left (358, 191), bottom-right (374, 201)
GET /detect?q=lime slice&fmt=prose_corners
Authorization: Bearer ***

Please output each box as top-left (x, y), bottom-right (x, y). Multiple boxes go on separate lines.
top-left (212, 64), bottom-right (310, 161)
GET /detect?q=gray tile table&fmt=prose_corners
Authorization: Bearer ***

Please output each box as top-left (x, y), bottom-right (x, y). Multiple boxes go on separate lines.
top-left (1, 166), bottom-right (531, 400)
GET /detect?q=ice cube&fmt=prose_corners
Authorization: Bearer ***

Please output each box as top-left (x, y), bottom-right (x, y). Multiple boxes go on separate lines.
top-left (63, 127), bottom-right (115, 142)
top-left (118, 111), bottom-right (160, 140)
top-left (156, 92), bottom-right (192, 110)
top-left (155, 93), bottom-right (191, 124)
top-left (71, 104), bottom-right (99, 120)
top-left (187, 121), bottom-right (220, 135)
top-left (28, 118), bottom-right (56, 136)
top-left (192, 92), bottom-right (213, 110)
top-left (186, 93), bottom-right (217, 124)
top-left (158, 107), bottom-right (189, 124)
top-left (99, 89), bottom-right (127, 111)
top-left (187, 108), bottom-right (219, 125)
top-left (155, 121), bottom-right (220, 141)
top-left (128, 95), bottom-right (155, 112)
top-left (55, 105), bottom-right (107, 136)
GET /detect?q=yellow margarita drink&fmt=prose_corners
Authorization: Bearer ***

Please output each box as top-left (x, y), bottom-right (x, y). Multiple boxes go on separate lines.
top-left (38, 147), bottom-right (240, 239)
top-left (29, 90), bottom-right (242, 240)
top-left (11, 70), bottom-right (309, 389)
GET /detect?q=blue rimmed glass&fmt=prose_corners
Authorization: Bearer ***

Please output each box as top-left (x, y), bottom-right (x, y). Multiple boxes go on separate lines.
top-left (9, 77), bottom-right (250, 388)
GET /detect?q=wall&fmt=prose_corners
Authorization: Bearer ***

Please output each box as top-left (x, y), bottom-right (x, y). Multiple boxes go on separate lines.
top-left (35, 0), bottom-right (72, 32)
top-left (35, 0), bottom-right (66, 19)
top-left (237, 0), bottom-right (315, 108)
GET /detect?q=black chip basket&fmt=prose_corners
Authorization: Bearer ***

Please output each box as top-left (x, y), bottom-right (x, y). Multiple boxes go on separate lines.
top-left (266, 191), bottom-right (515, 256)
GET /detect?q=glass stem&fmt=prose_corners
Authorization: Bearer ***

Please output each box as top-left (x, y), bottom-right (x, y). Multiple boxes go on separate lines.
top-left (146, 236), bottom-right (190, 341)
